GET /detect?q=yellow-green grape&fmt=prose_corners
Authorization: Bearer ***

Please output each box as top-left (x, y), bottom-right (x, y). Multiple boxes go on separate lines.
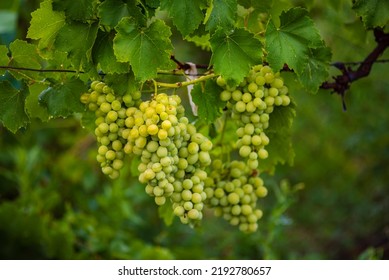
top-left (204, 160), bottom-right (268, 233)
top-left (123, 93), bottom-right (211, 225)
top-left (217, 64), bottom-right (291, 170)
top-left (80, 81), bottom-right (134, 179)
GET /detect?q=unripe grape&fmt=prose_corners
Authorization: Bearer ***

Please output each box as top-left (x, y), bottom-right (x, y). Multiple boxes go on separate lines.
top-left (258, 148), bottom-right (268, 159)
top-left (174, 205), bottom-right (185, 216)
top-left (239, 145), bottom-right (251, 157)
top-left (216, 76), bottom-right (226, 87)
top-left (220, 90), bottom-right (231, 101)
top-left (235, 101), bottom-right (246, 113)
top-left (188, 209), bottom-right (200, 220)
top-left (227, 192), bottom-right (240, 205)
top-left (248, 82), bottom-right (258, 93)
top-left (231, 90), bottom-right (242, 101)
top-left (155, 196), bottom-right (166, 206)
top-left (272, 78), bottom-right (284, 88)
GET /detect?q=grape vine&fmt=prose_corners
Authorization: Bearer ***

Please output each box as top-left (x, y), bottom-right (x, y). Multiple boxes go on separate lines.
top-left (76, 62), bottom-right (293, 232)
top-left (0, 0), bottom-right (387, 233)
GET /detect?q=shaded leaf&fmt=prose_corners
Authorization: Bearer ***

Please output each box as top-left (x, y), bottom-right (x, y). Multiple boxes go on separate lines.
top-left (52, 0), bottom-right (96, 22)
top-left (353, 0), bottom-right (389, 28)
top-left (238, 0), bottom-right (272, 12)
top-left (104, 72), bottom-right (140, 96)
top-left (299, 47), bottom-right (332, 93)
top-left (259, 103), bottom-right (296, 173)
top-left (0, 81), bottom-right (29, 133)
top-left (191, 79), bottom-right (225, 123)
top-left (0, 45), bottom-right (9, 75)
top-left (38, 78), bottom-right (87, 118)
top-left (98, 0), bottom-right (145, 27)
top-left (158, 200), bottom-right (175, 226)
top-left (80, 110), bottom-right (96, 132)
top-left (55, 22), bottom-right (98, 71)
top-left (92, 30), bottom-right (129, 74)
top-left (25, 83), bottom-right (50, 122)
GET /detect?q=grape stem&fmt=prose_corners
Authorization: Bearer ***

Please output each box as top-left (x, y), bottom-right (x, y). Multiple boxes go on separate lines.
top-left (155, 73), bottom-right (216, 89)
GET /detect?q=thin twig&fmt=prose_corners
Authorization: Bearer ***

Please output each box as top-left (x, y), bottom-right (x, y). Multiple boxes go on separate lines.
top-left (0, 65), bottom-right (84, 74)
top-left (155, 73), bottom-right (216, 88)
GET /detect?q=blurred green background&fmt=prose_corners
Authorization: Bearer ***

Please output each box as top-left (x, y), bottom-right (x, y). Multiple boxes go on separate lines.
top-left (0, 0), bottom-right (388, 259)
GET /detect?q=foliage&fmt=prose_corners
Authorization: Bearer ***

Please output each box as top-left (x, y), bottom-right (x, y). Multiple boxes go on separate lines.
top-left (0, 0), bottom-right (388, 259)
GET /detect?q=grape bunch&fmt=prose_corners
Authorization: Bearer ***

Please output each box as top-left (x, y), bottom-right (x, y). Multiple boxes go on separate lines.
top-left (80, 81), bottom-right (141, 179)
top-left (204, 159), bottom-right (268, 233)
top-left (122, 93), bottom-right (212, 224)
top-left (217, 65), bottom-right (291, 169)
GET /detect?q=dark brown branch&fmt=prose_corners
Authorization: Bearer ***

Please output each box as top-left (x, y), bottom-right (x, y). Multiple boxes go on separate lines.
top-left (320, 28), bottom-right (389, 110)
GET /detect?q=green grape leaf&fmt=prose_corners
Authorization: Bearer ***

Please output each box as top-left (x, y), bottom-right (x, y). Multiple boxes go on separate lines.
top-left (266, 7), bottom-right (323, 70)
top-left (191, 79), bottom-right (225, 124)
top-left (205, 0), bottom-right (237, 32)
top-left (0, 45), bottom-right (9, 75)
top-left (8, 40), bottom-right (43, 80)
top-left (266, 7), bottom-right (329, 93)
top-left (299, 47), bottom-right (332, 93)
top-left (210, 28), bottom-right (262, 85)
top-left (92, 30), bottom-right (129, 74)
top-left (161, 0), bottom-right (206, 36)
top-left (0, 81), bottom-right (29, 133)
top-left (38, 78), bottom-right (87, 118)
top-left (104, 72), bottom-right (140, 96)
top-left (98, 0), bottom-right (146, 28)
top-left (27, 0), bottom-right (65, 51)
top-left (353, 0), bottom-right (389, 28)
top-left (113, 18), bottom-right (174, 82)
top-left (259, 103), bottom-right (296, 173)
top-left (52, 0), bottom-right (96, 22)
top-left (80, 110), bottom-right (96, 132)
top-left (55, 22), bottom-right (98, 71)
top-left (238, 0), bottom-right (272, 12)
top-left (185, 33), bottom-right (211, 51)
top-left (130, 156), bottom-right (141, 176)
top-left (25, 83), bottom-right (50, 122)
top-left (158, 200), bottom-right (175, 226)
top-left (145, 0), bottom-right (160, 8)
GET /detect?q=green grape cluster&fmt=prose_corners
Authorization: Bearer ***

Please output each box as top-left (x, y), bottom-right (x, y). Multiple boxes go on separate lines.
top-left (204, 159), bottom-right (268, 233)
top-left (80, 81), bottom-right (141, 179)
top-left (217, 65), bottom-right (291, 169)
top-left (122, 93), bottom-right (212, 224)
